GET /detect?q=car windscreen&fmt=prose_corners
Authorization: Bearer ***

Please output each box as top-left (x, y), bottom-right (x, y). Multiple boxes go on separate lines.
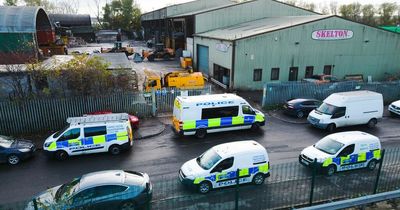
top-left (0, 135), bottom-right (14, 148)
top-left (55, 178), bottom-right (81, 201)
top-left (53, 126), bottom-right (69, 139)
top-left (316, 102), bottom-right (338, 115)
top-left (314, 137), bottom-right (345, 155)
top-left (196, 148), bottom-right (222, 170)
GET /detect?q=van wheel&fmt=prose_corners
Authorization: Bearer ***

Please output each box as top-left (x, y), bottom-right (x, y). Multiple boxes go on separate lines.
top-left (109, 145), bottom-right (121, 155)
top-left (326, 124), bottom-right (336, 133)
top-left (253, 173), bottom-right (265, 185)
top-left (251, 123), bottom-right (260, 131)
top-left (296, 111), bottom-right (304, 118)
top-left (367, 159), bottom-right (378, 171)
top-left (367, 119), bottom-right (377, 128)
top-left (326, 165), bottom-right (336, 176)
top-left (195, 129), bottom-right (207, 139)
top-left (198, 181), bottom-right (212, 194)
top-left (55, 150), bottom-right (68, 161)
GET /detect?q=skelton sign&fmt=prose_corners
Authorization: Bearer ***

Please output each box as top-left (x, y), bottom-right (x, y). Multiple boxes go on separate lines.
top-left (312, 30), bottom-right (354, 40)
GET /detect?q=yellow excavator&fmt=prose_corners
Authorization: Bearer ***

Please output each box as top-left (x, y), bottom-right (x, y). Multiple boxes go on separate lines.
top-left (143, 69), bottom-right (205, 92)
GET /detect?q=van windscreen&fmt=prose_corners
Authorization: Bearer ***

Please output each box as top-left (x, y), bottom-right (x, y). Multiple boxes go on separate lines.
top-left (316, 103), bottom-right (338, 115)
top-left (314, 137), bottom-right (345, 155)
top-left (197, 148), bottom-right (222, 170)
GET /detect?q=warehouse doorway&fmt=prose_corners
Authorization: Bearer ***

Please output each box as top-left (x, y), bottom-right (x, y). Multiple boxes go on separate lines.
top-left (197, 45), bottom-right (209, 76)
top-left (212, 64), bottom-right (230, 88)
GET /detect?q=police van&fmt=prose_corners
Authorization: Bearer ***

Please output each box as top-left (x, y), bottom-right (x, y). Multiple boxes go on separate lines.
top-left (179, 140), bottom-right (270, 193)
top-left (299, 131), bottom-right (381, 176)
top-left (172, 94), bottom-right (265, 138)
top-left (43, 113), bottom-right (133, 160)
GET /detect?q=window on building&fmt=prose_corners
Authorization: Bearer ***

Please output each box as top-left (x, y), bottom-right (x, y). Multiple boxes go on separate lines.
top-left (324, 65), bottom-right (333, 75)
top-left (271, 68), bottom-right (280, 80)
top-left (289, 67), bottom-right (299, 81)
top-left (253, 69), bottom-right (262, 81)
top-left (84, 126), bottom-right (107, 137)
top-left (201, 106), bottom-right (239, 119)
top-left (305, 66), bottom-right (314, 78)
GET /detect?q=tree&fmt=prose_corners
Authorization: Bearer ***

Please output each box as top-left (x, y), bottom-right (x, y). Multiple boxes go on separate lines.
top-left (4, 0), bottom-right (18, 6)
top-left (339, 3), bottom-right (362, 22)
top-left (23, 0), bottom-right (56, 13)
top-left (51, 0), bottom-right (79, 14)
top-left (361, 4), bottom-right (376, 26)
top-left (101, 0), bottom-right (142, 32)
top-left (330, 1), bottom-right (338, 15)
top-left (378, 2), bottom-right (397, 26)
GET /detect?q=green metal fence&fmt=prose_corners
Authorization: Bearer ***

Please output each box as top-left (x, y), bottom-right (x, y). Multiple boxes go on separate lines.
top-left (262, 81), bottom-right (400, 107)
top-left (0, 86), bottom-right (212, 135)
top-left (2, 147), bottom-right (399, 210)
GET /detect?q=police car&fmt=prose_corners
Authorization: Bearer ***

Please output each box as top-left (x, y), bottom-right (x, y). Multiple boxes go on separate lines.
top-left (179, 140), bottom-right (270, 193)
top-left (299, 131), bottom-right (381, 176)
top-left (43, 113), bottom-right (133, 160)
top-left (172, 94), bottom-right (265, 138)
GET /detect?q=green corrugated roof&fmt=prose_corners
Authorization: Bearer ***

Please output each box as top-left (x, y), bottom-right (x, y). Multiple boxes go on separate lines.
top-left (195, 15), bottom-right (330, 41)
top-left (0, 6), bottom-right (48, 33)
top-left (381, 26), bottom-right (400, 33)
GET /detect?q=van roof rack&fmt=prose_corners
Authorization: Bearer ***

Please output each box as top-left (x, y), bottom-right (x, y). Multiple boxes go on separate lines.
top-left (67, 113), bottom-right (129, 125)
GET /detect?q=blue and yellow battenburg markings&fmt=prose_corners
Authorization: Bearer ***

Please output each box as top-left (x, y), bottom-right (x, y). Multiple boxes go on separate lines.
top-left (48, 131), bottom-right (129, 150)
top-left (182, 114), bottom-right (264, 131)
top-left (322, 150), bottom-right (381, 167)
top-left (193, 163), bottom-right (269, 184)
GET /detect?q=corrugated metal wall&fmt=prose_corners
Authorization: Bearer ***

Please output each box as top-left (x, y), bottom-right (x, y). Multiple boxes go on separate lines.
top-left (193, 37), bottom-right (233, 78)
top-left (195, 0), bottom-right (316, 33)
top-left (234, 17), bottom-right (400, 90)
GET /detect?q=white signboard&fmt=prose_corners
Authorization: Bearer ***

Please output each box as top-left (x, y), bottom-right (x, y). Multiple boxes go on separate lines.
top-left (216, 43), bottom-right (229, 52)
top-left (312, 30), bottom-right (353, 40)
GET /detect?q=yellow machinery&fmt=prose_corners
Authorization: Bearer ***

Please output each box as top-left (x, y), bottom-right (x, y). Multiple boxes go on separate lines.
top-left (144, 69), bottom-right (205, 92)
top-left (101, 42), bottom-right (134, 56)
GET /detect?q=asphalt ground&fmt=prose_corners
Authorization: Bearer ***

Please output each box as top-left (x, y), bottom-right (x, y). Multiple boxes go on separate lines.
top-left (1, 113), bottom-right (400, 208)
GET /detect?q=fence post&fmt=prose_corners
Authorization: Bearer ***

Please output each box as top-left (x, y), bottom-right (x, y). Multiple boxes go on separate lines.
top-left (151, 88), bottom-right (157, 117)
top-left (262, 86), bottom-right (267, 108)
top-left (309, 158), bottom-right (317, 206)
top-left (373, 149), bottom-right (385, 194)
top-left (235, 168), bottom-right (240, 210)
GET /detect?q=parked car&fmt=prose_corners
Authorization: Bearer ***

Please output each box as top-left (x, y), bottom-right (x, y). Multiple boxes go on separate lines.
top-left (87, 110), bottom-right (139, 129)
top-left (26, 170), bottom-right (152, 210)
top-left (283, 98), bottom-right (321, 118)
top-left (388, 100), bottom-right (400, 117)
top-left (302, 74), bottom-right (338, 84)
top-left (0, 135), bottom-right (36, 165)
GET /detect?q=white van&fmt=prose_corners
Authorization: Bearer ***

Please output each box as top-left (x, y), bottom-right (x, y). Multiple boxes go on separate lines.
top-left (179, 140), bottom-right (270, 193)
top-left (307, 91), bottom-right (383, 132)
top-left (43, 113), bottom-right (133, 160)
top-left (299, 131), bottom-right (381, 176)
top-left (172, 94), bottom-right (265, 138)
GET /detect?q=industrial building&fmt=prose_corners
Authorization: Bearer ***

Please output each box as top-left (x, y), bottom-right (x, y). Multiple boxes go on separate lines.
top-left (0, 6), bottom-right (54, 64)
top-left (143, 0), bottom-right (400, 90)
top-left (48, 14), bottom-right (94, 42)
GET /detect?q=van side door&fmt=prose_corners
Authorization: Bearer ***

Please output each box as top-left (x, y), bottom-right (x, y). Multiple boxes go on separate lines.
top-left (56, 128), bottom-right (82, 155)
top-left (331, 107), bottom-right (347, 127)
top-left (336, 144), bottom-right (358, 171)
top-left (83, 126), bottom-right (108, 154)
top-left (210, 157), bottom-right (236, 188)
top-left (242, 105), bottom-right (257, 126)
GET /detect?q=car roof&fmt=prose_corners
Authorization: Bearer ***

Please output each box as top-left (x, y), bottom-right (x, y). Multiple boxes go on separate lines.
top-left (78, 170), bottom-right (126, 190)
top-left (213, 140), bottom-right (266, 158)
top-left (328, 131), bottom-right (380, 145)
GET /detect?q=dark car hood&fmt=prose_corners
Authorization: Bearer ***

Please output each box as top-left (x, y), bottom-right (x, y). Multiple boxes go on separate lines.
top-left (26, 185), bottom-right (61, 209)
top-left (13, 140), bottom-right (34, 149)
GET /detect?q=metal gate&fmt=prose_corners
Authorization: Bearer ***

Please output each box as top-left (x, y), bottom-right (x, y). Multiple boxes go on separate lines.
top-left (197, 44), bottom-right (209, 76)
